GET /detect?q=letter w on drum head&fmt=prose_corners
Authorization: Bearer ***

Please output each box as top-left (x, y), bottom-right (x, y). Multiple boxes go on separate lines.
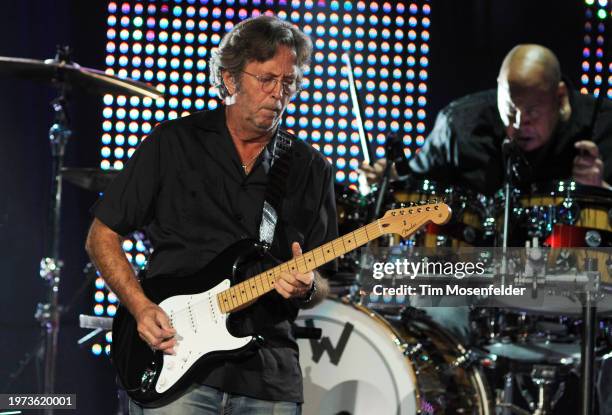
top-left (306, 320), bottom-right (353, 365)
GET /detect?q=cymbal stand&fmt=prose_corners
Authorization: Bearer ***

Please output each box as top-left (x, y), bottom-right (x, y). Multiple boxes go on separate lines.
top-left (35, 45), bottom-right (72, 411)
top-left (500, 138), bottom-right (518, 285)
top-left (580, 256), bottom-right (599, 415)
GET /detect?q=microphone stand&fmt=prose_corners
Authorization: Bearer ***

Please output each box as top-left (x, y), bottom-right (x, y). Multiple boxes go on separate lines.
top-left (580, 257), bottom-right (599, 415)
top-left (500, 138), bottom-right (516, 286)
top-left (372, 133), bottom-right (403, 221)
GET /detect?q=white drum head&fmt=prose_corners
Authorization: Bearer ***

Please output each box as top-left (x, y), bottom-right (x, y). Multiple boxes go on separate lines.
top-left (296, 299), bottom-right (418, 415)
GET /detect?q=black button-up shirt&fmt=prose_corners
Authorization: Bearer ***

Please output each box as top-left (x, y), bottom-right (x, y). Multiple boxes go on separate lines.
top-left (93, 106), bottom-right (338, 402)
top-left (409, 89), bottom-right (612, 195)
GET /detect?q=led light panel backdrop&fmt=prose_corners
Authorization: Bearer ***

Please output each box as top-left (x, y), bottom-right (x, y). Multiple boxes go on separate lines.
top-left (581, 0), bottom-right (611, 99)
top-left (92, 0), bottom-right (432, 356)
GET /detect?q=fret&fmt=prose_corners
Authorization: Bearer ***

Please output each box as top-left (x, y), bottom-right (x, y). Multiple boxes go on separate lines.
top-left (344, 232), bottom-right (357, 251)
top-left (248, 279), bottom-right (259, 297)
top-left (314, 246), bottom-right (325, 266)
top-left (363, 224), bottom-right (371, 241)
top-left (237, 283), bottom-right (249, 302)
top-left (228, 289), bottom-right (238, 309)
top-left (264, 270), bottom-right (274, 289)
top-left (304, 251), bottom-right (317, 269)
top-left (254, 274), bottom-right (264, 294)
top-left (332, 239), bottom-right (344, 257)
top-left (354, 228), bottom-right (368, 245)
top-left (218, 292), bottom-right (228, 313)
top-left (232, 286), bottom-right (244, 305)
top-left (244, 280), bottom-right (254, 299)
top-left (287, 259), bottom-right (299, 274)
top-left (321, 243), bottom-right (334, 263)
top-left (296, 255), bottom-right (308, 273)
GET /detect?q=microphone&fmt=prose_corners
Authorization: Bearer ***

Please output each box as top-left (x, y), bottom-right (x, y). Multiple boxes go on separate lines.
top-left (386, 133), bottom-right (411, 177)
top-left (502, 137), bottom-right (531, 184)
top-left (502, 137), bottom-right (530, 166)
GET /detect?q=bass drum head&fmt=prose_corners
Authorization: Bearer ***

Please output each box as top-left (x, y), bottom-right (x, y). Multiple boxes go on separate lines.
top-left (296, 298), bottom-right (491, 415)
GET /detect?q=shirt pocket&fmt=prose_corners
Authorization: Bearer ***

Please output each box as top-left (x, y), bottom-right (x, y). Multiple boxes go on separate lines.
top-left (178, 168), bottom-right (224, 223)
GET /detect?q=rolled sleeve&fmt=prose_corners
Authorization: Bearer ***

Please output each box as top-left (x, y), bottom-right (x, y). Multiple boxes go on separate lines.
top-left (91, 129), bottom-right (162, 236)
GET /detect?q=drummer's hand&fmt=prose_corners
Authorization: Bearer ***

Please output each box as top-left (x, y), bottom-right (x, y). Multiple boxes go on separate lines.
top-left (573, 140), bottom-right (608, 188)
top-left (359, 159), bottom-right (398, 185)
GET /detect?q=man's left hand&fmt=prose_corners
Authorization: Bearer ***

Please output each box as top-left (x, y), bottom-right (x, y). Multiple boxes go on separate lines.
top-left (275, 242), bottom-right (314, 299)
top-left (573, 140), bottom-right (606, 187)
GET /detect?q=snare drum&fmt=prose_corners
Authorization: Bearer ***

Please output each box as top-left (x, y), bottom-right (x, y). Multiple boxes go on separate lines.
top-left (296, 298), bottom-right (492, 415)
top-left (387, 179), bottom-right (496, 247)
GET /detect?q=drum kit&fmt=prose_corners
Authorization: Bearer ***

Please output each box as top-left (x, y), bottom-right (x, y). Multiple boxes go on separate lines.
top-left (296, 176), bottom-right (612, 415)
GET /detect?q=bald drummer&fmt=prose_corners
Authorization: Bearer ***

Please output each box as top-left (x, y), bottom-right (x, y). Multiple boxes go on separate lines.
top-left (361, 44), bottom-right (612, 194)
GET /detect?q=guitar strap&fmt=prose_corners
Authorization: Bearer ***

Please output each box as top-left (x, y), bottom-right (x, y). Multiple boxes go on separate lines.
top-left (258, 129), bottom-right (293, 249)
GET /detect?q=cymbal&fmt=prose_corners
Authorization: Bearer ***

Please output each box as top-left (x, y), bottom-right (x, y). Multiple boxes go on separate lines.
top-left (61, 167), bottom-right (119, 193)
top-left (0, 56), bottom-right (162, 99)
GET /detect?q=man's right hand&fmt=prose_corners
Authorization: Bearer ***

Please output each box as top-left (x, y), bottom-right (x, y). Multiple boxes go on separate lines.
top-left (133, 301), bottom-right (177, 355)
top-left (359, 159), bottom-right (398, 185)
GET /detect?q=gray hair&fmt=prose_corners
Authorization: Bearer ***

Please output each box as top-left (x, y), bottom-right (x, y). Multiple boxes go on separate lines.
top-left (209, 15), bottom-right (313, 99)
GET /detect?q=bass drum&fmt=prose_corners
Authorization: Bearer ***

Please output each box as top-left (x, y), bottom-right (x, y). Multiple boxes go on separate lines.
top-left (296, 298), bottom-right (492, 415)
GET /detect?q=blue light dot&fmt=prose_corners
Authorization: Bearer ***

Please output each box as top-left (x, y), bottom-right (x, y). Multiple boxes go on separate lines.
top-left (92, 344), bottom-right (102, 355)
top-left (95, 291), bottom-right (105, 303)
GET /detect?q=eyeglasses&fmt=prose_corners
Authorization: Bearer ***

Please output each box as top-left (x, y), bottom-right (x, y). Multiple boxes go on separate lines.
top-left (241, 70), bottom-right (300, 95)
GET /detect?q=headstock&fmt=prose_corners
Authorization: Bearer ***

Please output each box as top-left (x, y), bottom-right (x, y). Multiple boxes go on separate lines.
top-left (379, 199), bottom-right (452, 238)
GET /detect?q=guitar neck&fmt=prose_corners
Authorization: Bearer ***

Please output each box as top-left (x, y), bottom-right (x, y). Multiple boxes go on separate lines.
top-left (217, 204), bottom-right (443, 313)
top-left (217, 220), bottom-right (384, 313)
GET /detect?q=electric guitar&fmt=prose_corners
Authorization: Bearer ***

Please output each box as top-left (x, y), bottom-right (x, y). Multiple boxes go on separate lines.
top-left (111, 202), bottom-right (451, 407)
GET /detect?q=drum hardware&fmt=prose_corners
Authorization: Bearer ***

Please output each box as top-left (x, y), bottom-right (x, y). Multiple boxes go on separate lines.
top-left (369, 133), bottom-right (405, 224)
top-left (451, 349), bottom-right (479, 369)
top-left (485, 258), bottom-right (602, 415)
top-left (497, 365), bottom-right (567, 415)
top-left (585, 230), bottom-right (603, 247)
top-left (60, 167), bottom-right (120, 193)
top-left (402, 342), bottom-right (424, 359)
top-left (581, 258), bottom-right (599, 415)
top-left (0, 48), bottom-right (161, 407)
top-left (560, 197), bottom-right (580, 225)
top-left (501, 137), bottom-right (528, 251)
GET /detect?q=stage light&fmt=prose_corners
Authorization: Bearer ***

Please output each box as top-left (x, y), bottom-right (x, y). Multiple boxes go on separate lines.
top-left (91, 344), bottom-right (102, 356)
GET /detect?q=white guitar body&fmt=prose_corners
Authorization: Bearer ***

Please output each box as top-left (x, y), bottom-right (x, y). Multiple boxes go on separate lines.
top-left (153, 279), bottom-right (254, 394)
